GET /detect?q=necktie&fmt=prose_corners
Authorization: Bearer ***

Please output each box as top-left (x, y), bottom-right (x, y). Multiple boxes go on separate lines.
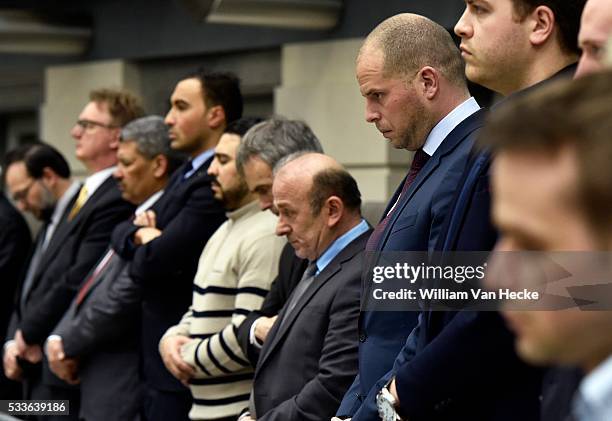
top-left (366, 149), bottom-right (430, 251)
top-left (68, 184), bottom-right (88, 221)
top-left (20, 224), bottom-right (49, 311)
top-left (75, 249), bottom-right (115, 305)
top-left (277, 261), bottom-right (318, 331)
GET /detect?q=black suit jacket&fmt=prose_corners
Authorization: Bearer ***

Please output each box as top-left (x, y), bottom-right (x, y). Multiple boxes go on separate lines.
top-left (111, 158), bottom-right (226, 392)
top-left (237, 242), bottom-right (307, 366)
top-left (0, 194), bottom-right (31, 398)
top-left (18, 176), bottom-right (134, 346)
top-left (0, 194), bottom-right (31, 340)
top-left (253, 229), bottom-right (370, 421)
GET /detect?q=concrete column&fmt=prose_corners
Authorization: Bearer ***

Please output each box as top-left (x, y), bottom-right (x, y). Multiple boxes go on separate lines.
top-left (40, 60), bottom-right (141, 177)
top-left (274, 38), bottom-right (412, 205)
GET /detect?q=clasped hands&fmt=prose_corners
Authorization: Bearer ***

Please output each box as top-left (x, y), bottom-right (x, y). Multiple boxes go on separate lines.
top-left (3, 330), bottom-right (43, 381)
top-left (46, 337), bottom-right (80, 385)
top-left (133, 210), bottom-right (162, 245)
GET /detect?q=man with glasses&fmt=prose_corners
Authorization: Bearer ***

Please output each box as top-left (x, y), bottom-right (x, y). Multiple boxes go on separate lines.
top-left (2, 88), bottom-right (141, 419)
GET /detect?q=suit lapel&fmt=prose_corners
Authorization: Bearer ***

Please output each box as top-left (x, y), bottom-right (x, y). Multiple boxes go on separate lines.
top-left (37, 176), bottom-right (114, 278)
top-left (378, 109), bottom-right (485, 249)
top-left (256, 231), bottom-right (369, 374)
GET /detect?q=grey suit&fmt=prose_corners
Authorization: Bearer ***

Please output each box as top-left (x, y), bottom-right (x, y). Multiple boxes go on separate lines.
top-left (252, 229), bottom-right (371, 421)
top-left (54, 250), bottom-right (142, 421)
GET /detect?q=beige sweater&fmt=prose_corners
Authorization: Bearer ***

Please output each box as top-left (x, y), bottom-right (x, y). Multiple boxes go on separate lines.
top-left (163, 200), bottom-right (285, 420)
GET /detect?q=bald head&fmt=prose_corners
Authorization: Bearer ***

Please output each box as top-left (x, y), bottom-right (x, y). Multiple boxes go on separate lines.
top-left (359, 13), bottom-right (466, 87)
top-left (275, 153), bottom-right (361, 215)
top-left (273, 153), bottom-right (362, 260)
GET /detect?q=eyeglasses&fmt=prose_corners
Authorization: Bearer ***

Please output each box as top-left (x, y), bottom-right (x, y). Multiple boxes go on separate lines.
top-left (12, 179), bottom-right (36, 203)
top-left (75, 119), bottom-right (119, 131)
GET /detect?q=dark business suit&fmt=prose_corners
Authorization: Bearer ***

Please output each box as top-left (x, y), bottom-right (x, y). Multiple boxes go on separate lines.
top-left (380, 68), bottom-right (577, 420)
top-left (236, 242), bottom-right (307, 367)
top-left (54, 251), bottom-right (142, 421)
top-left (0, 194), bottom-right (31, 399)
top-left (253, 229), bottom-right (370, 421)
top-left (14, 175), bottom-right (133, 418)
top-left (111, 158), bottom-right (226, 419)
top-left (338, 108), bottom-right (486, 417)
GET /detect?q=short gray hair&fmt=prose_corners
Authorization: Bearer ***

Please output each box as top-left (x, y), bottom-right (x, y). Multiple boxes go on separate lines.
top-left (120, 115), bottom-right (172, 159)
top-left (236, 117), bottom-right (324, 175)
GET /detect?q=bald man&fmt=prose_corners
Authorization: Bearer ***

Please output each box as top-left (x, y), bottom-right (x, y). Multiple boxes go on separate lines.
top-left (575, 0), bottom-right (612, 77)
top-left (241, 153), bottom-right (371, 421)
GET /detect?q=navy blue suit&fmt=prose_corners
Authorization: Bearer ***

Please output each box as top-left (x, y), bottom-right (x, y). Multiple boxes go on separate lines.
top-left (338, 108), bottom-right (486, 417)
top-left (111, 158), bottom-right (226, 420)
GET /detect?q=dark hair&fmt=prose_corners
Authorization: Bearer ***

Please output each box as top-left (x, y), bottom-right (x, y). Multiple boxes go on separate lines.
top-left (310, 168), bottom-right (362, 215)
top-left (3, 142), bottom-right (71, 181)
top-left (89, 88), bottom-right (145, 127)
top-left (225, 117), bottom-right (265, 138)
top-left (184, 69), bottom-right (244, 125)
top-left (510, 0), bottom-right (586, 55)
top-left (480, 69), bottom-right (612, 244)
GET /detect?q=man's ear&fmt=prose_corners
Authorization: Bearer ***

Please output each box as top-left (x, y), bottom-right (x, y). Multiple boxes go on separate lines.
top-left (207, 105), bottom-right (226, 130)
top-left (153, 154), bottom-right (169, 179)
top-left (325, 196), bottom-right (344, 228)
top-left (528, 5), bottom-right (555, 47)
top-left (40, 167), bottom-right (57, 188)
top-left (109, 128), bottom-right (121, 150)
top-left (416, 66), bottom-right (440, 100)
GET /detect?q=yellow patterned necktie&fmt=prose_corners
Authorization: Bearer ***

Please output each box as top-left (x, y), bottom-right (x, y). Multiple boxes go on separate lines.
top-left (68, 185), bottom-right (88, 221)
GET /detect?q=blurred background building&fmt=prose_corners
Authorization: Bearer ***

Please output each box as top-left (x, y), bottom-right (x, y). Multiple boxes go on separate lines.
top-left (0, 0), bottom-right (492, 203)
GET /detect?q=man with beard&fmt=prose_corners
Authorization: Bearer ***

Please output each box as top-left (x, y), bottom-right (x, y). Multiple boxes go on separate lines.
top-left (3, 143), bottom-right (79, 398)
top-left (160, 117), bottom-right (285, 421)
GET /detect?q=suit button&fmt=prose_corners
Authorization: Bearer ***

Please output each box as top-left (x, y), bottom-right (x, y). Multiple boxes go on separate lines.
top-left (359, 333), bottom-right (367, 342)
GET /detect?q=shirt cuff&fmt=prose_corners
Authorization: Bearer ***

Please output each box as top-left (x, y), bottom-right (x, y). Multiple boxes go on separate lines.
top-left (249, 318), bottom-right (264, 349)
top-left (4, 340), bottom-right (16, 352)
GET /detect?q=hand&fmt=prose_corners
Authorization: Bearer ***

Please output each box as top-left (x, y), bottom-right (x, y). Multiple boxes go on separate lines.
top-left (46, 337), bottom-right (79, 385)
top-left (15, 330), bottom-right (42, 363)
top-left (3, 342), bottom-right (23, 381)
top-left (254, 316), bottom-right (278, 343)
top-left (240, 416), bottom-right (255, 421)
top-left (390, 378), bottom-right (399, 404)
top-left (159, 335), bottom-right (195, 385)
top-left (134, 227), bottom-right (162, 245)
top-left (133, 210), bottom-right (157, 228)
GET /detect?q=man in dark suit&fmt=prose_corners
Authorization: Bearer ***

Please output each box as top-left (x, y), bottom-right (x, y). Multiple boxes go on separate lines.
top-left (336, 13), bottom-right (484, 419)
top-left (43, 116), bottom-right (183, 421)
top-left (110, 70), bottom-right (241, 421)
top-left (234, 118), bottom-right (323, 365)
top-left (4, 90), bottom-right (141, 418)
top-left (371, 2), bottom-right (585, 421)
top-left (239, 153), bottom-right (369, 421)
top-left (0, 193), bottom-right (30, 399)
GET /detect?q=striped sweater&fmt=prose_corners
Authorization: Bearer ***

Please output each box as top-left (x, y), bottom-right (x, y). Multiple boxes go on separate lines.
top-left (163, 200), bottom-right (285, 420)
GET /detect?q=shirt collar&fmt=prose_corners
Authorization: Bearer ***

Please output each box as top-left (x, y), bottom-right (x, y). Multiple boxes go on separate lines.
top-left (315, 219), bottom-right (369, 275)
top-left (50, 180), bottom-right (80, 226)
top-left (185, 148), bottom-right (215, 179)
top-left (135, 190), bottom-right (165, 216)
top-left (83, 166), bottom-right (116, 198)
top-left (574, 354), bottom-right (612, 420)
top-left (422, 97), bottom-right (480, 157)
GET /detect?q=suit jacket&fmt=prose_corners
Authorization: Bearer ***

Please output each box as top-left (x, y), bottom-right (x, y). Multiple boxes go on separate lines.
top-left (253, 230), bottom-right (370, 421)
top-left (16, 176), bottom-right (134, 389)
top-left (111, 158), bottom-right (226, 392)
top-left (0, 194), bottom-right (31, 341)
top-left (388, 67), bottom-right (579, 421)
top-left (0, 194), bottom-right (31, 398)
top-left (339, 109), bottom-right (486, 416)
top-left (236, 242), bottom-right (307, 367)
top-left (54, 251), bottom-right (141, 421)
